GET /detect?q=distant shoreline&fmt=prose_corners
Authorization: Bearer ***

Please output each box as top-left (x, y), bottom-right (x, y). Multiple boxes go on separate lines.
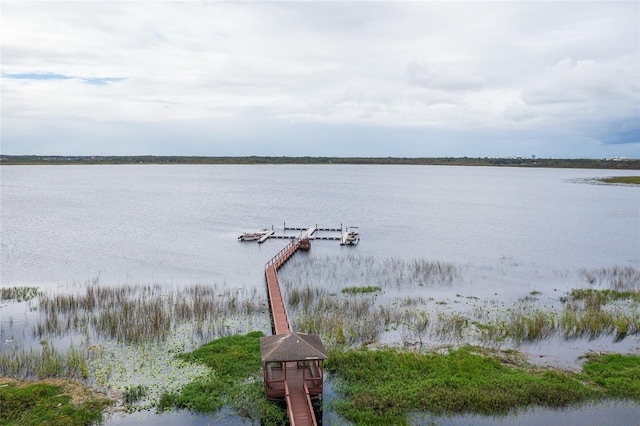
top-left (1, 155), bottom-right (639, 170)
top-left (0, 155), bottom-right (640, 170)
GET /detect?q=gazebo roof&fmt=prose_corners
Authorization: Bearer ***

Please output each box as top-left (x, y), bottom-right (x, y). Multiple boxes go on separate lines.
top-left (260, 333), bottom-right (328, 362)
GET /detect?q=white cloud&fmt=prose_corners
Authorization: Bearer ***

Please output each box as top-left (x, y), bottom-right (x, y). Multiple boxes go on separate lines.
top-left (1, 1), bottom-right (638, 157)
top-left (406, 61), bottom-right (485, 92)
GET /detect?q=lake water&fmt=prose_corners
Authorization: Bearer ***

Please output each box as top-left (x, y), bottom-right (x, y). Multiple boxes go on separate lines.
top-left (2, 164), bottom-right (638, 286)
top-left (1, 164), bottom-right (639, 424)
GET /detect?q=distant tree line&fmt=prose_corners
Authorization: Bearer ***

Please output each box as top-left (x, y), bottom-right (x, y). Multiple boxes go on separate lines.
top-left (1, 155), bottom-right (639, 170)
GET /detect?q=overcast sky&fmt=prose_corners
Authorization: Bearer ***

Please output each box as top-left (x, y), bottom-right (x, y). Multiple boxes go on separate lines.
top-left (1, 1), bottom-right (639, 158)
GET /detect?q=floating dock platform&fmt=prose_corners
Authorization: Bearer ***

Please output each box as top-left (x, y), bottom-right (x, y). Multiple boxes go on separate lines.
top-left (247, 223), bottom-right (355, 244)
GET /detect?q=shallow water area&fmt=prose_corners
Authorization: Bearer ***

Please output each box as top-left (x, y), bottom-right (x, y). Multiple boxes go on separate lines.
top-left (103, 407), bottom-right (249, 426)
top-left (415, 399), bottom-right (640, 426)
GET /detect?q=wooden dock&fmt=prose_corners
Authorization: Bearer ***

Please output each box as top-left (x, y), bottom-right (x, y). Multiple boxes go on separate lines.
top-left (263, 229), bottom-right (321, 425)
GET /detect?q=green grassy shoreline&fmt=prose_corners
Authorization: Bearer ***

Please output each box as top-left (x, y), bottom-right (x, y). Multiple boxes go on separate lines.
top-left (1, 155), bottom-right (639, 170)
top-left (599, 176), bottom-right (640, 185)
top-left (326, 347), bottom-right (640, 425)
top-left (0, 378), bottom-right (112, 426)
top-left (2, 336), bottom-right (639, 425)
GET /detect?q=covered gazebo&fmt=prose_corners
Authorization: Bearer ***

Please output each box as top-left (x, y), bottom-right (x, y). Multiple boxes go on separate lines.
top-left (260, 332), bottom-right (328, 401)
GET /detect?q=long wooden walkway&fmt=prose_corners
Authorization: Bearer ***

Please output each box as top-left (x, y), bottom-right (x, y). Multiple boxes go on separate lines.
top-left (264, 229), bottom-right (319, 425)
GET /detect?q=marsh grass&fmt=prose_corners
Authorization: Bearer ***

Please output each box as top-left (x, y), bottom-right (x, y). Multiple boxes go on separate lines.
top-left (280, 254), bottom-right (460, 291)
top-left (35, 283), bottom-right (267, 344)
top-left (569, 288), bottom-right (640, 305)
top-left (325, 346), bottom-right (604, 425)
top-left (599, 176), bottom-right (640, 185)
top-left (0, 340), bottom-right (88, 379)
top-left (122, 384), bottom-right (148, 404)
top-left (282, 263), bottom-right (639, 350)
top-left (1, 286), bottom-right (40, 302)
top-left (342, 285), bottom-right (382, 294)
top-left (581, 266), bottom-right (640, 291)
top-left (282, 255), bottom-right (461, 348)
top-left (560, 287), bottom-right (640, 340)
top-left (508, 310), bottom-right (556, 342)
top-left (159, 331), bottom-right (287, 425)
top-left (294, 296), bottom-right (382, 345)
top-left (0, 379), bottom-right (112, 426)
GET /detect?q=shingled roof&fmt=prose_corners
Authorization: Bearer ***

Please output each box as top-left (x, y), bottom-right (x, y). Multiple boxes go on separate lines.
top-left (260, 333), bottom-right (328, 362)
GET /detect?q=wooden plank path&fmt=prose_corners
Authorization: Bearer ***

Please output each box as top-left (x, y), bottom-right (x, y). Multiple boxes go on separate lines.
top-left (264, 229), bottom-right (318, 425)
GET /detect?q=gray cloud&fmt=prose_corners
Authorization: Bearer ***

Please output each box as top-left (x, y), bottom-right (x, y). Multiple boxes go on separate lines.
top-left (1, 1), bottom-right (638, 157)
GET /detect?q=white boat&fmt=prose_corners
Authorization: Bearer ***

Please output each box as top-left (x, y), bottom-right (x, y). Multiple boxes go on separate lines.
top-left (238, 228), bottom-right (270, 241)
top-left (340, 227), bottom-right (359, 245)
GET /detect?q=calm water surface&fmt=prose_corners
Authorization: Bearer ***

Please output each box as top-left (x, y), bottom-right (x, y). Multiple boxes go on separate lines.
top-left (2, 164), bottom-right (638, 286)
top-left (1, 164), bottom-right (639, 425)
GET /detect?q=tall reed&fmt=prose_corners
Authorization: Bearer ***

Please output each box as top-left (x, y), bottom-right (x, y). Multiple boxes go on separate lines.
top-left (34, 283), bottom-right (267, 344)
top-left (0, 340), bottom-right (87, 379)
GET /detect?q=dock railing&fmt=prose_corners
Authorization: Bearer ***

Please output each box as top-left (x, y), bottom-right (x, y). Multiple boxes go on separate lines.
top-left (265, 232), bottom-right (303, 269)
top-left (303, 383), bottom-right (318, 426)
top-left (284, 381), bottom-right (295, 425)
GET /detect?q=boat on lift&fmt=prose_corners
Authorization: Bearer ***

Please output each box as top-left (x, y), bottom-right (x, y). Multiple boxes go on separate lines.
top-left (238, 228), bottom-right (271, 241)
top-left (340, 227), bottom-right (359, 245)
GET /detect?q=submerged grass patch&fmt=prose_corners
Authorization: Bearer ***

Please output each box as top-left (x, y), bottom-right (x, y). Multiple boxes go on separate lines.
top-left (0, 286), bottom-right (40, 302)
top-left (569, 288), bottom-right (640, 305)
top-left (0, 378), bottom-right (112, 426)
top-left (342, 286), bottom-right (382, 294)
top-left (581, 266), bottom-right (640, 291)
top-left (325, 346), bottom-right (636, 425)
top-left (0, 341), bottom-right (88, 380)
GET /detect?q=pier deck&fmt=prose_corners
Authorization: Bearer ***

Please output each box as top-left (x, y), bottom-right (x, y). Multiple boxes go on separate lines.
top-left (264, 229), bottom-right (320, 425)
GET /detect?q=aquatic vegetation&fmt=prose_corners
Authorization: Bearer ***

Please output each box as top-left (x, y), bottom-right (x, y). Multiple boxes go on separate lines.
top-left (34, 283), bottom-right (268, 344)
top-left (325, 346), bottom-right (604, 425)
top-left (0, 378), bottom-right (112, 426)
top-left (86, 326), bottom-right (216, 411)
top-left (342, 285), bottom-right (382, 294)
top-left (581, 266), bottom-right (640, 291)
top-left (122, 384), bottom-right (148, 404)
top-left (158, 331), bottom-right (287, 425)
top-left (282, 258), bottom-right (639, 350)
top-left (569, 288), bottom-right (640, 305)
top-left (294, 295), bottom-right (383, 346)
top-left (4, 259), bottom-right (639, 423)
top-left (287, 284), bottom-right (325, 310)
top-left (280, 254), bottom-right (461, 292)
top-left (0, 286), bottom-right (40, 302)
top-left (560, 287), bottom-right (640, 340)
top-left (435, 312), bottom-right (469, 340)
top-left (508, 309), bottom-right (556, 342)
top-left (0, 340), bottom-right (87, 380)
top-left (599, 176), bottom-right (640, 185)
top-left (579, 353), bottom-right (640, 400)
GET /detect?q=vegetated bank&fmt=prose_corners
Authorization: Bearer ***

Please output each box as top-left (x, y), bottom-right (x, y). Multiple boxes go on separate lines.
top-left (324, 347), bottom-right (640, 425)
top-left (0, 377), bottom-right (112, 426)
top-left (1, 155), bottom-right (639, 170)
top-left (2, 262), bottom-right (639, 424)
top-left (129, 332), bottom-right (640, 426)
top-left (157, 331), bottom-right (286, 425)
top-left (2, 333), bottom-right (639, 425)
top-left (598, 176), bottom-right (640, 185)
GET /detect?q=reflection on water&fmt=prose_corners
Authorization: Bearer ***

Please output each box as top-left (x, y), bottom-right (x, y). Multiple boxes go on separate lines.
top-left (104, 407), bottom-right (248, 426)
top-left (420, 400), bottom-right (640, 426)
